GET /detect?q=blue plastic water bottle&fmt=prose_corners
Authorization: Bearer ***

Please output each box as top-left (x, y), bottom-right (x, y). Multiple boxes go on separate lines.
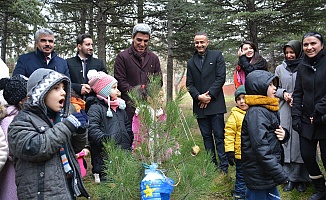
top-left (140, 163), bottom-right (174, 200)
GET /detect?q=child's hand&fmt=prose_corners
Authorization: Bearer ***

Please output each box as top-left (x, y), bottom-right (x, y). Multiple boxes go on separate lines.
top-left (82, 148), bottom-right (90, 157)
top-left (274, 125), bottom-right (285, 141)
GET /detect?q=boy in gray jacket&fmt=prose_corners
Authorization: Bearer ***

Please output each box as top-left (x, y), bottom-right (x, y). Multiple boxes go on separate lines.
top-left (8, 68), bottom-right (89, 199)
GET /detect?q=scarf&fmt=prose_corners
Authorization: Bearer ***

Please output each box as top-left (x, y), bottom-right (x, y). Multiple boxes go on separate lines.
top-left (245, 95), bottom-right (279, 111)
top-left (131, 43), bottom-right (148, 67)
top-left (96, 95), bottom-right (126, 117)
top-left (47, 107), bottom-right (73, 178)
top-left (285, 58), bottom-right (302, 73)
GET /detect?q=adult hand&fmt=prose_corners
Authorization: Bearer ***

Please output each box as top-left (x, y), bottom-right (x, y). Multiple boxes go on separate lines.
top-left (81, 84), bottom-right (91, 95)
top-left (237, 47), bottom-right (245, 57)
top-left (198, 91), bottom-right (211, 104)
top-left (275, 125), bottom-right (285, 141)
top-left (226, 151), bottom-right (235, 166)
top-left (283, 92), bottom-right (292, 103)
top-left (198, 102), bottom-right (208, 109)
top-left (292, 116), bottom-right (301, 133)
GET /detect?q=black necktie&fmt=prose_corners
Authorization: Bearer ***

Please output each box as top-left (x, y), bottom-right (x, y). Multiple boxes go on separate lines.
top-left (82, 59), bottom-right (87, 83)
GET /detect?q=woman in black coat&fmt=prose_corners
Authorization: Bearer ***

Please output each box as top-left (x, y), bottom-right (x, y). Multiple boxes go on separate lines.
top-left (292, 32), bottom-right (326, 200)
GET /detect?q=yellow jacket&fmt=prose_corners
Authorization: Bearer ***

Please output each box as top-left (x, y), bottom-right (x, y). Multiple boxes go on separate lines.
top-left (224, 106), bottom-right (246, 159)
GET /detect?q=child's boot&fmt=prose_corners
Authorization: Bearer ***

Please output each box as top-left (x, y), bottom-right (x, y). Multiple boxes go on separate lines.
top-left (308, 175), bottom-right (326, 200)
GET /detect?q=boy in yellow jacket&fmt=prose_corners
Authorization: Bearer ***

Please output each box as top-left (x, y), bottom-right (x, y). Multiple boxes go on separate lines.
top-left (224, 85), bottom-right (248, 200)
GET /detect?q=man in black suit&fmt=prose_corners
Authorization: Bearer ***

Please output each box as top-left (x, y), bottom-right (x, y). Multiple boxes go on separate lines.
top-left (186, 32), bottom-right (228, 174)
top-left (67, 34), bottom-right (107, 98)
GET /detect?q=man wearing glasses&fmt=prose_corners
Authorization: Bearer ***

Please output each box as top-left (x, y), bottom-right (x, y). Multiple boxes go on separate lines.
top-left (13, 28), bottom-right (70, 78)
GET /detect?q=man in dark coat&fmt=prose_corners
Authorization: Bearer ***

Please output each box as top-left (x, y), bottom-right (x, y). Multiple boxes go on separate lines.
top-left (114, 23), bottom-right (162, 121)
top-left (13, 28), bottom-right (70, 78)
top-left (186, 32), bottom-right (228, 173)
top-left (66, 34), bottom-right (107, 98)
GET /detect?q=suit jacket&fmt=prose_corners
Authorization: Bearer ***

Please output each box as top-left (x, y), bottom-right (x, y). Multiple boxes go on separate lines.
top-left (13, 48), bottom-right (70, 78)
top-left (186, 49), bottom-right (226, 118)
top-left (66, 55), bottom-right (107, 97)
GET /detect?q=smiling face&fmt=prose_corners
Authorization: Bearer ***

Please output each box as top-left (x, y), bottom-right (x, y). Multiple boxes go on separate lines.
top-left (45, 82), bottom-right (66, 112)
top-left (267, 82), bottom-right (277, 98)
top-left (303, 36), bottom-right (324, 58)
top-left (241, 44), bottom-right (255, 58)
top-left (132, 32), bottom-right (150, 53)
top-left (78, 38), bottom-right (93, 58)
top-left (36, 34), bottom-right (54, 57)
top-left (284, 46), bottom-right (296, 60)
top-left (194, 34), bottom-right (209, 55)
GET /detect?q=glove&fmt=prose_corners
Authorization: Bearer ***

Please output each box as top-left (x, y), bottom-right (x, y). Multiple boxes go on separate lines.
top-left (226, 151), bottom-right (235, 166)
top-left (292, 116), bottom-right (301, 133)
top-left (79, 110), bottom-right (89, 128)
top-left (312, 110), bottom-right (325, 125)
top-left (66, 111), bottom-right (88, 129)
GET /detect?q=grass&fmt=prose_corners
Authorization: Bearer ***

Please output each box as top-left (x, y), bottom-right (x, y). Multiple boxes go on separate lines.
top-left (79, 94), bottom-right (315, 200)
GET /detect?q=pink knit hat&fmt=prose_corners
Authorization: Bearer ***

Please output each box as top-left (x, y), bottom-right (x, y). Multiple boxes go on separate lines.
top-left (87, 70), bottom-right (117, 99)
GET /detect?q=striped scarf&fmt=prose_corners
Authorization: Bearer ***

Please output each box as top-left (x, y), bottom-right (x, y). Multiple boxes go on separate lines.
top-left (48, 108), bottom-right (73, 178)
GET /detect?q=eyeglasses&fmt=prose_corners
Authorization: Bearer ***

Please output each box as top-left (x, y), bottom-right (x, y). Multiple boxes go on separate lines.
top-left (40, 39), bottom-right (54, 43)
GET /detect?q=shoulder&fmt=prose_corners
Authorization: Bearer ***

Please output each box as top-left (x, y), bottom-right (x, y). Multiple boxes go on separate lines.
top-left (18, 52), bottom-right (35, 60)
top-left (66, 56), bottom-right (78, 63)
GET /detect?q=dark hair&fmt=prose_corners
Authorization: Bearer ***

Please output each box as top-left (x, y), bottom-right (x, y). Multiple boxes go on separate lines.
top-left (134, 84), bottom-right (148, 101)
top-left (302, 31), bottom-right (324, 45)
top-left (76, 34), bottom-right (92, 45)
top-left (239, 40), bottom-right (265, 65)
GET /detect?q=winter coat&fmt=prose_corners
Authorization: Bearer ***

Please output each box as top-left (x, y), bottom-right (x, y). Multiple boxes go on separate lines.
top-left (238, 54), bottom-right (268, 75)
top-left (241, 70), bottom-right (288, 190)
top-left (8, 69), bottom-right (89, 199)
top-left (0, 124), bottom-right (7, 171)
top-left (87, 97), bottom-right (133, 149)
top-left (13, 48), bottom-right (70, 78)
top-left (114, 46), bottom-right (162, 120)
top-left (275, 60), bottom-right (304, 163)
top-left (186, 49), bottom-right (227, 118)
top-left (66, 55), bottom-right (107, 97)
top-left (292, 52), bottom-right (326, 140)
top-left (0, 105), bottom-right (18, 200)
top-left (224, 106), bottom-right (246, 159)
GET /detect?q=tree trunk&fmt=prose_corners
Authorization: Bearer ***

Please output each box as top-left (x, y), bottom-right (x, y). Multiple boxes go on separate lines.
top-left (96, 0), bottom-right (107, 66)
top-left (166, 0), bottom-right (173, 102)
top-left (247, 0), bottom-right (258, 48)
top-left (1, 13), bottom-right (8, 62)
top-left (137, 0), bottom-right (144, 23)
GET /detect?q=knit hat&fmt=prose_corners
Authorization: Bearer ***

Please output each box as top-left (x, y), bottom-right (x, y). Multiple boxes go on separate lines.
top-left (27, 68), bottom-right (71, 117)
top-left (234, 85), bottom-right (246, 101)
top-left (0, 75), bottom-right (28, 105)
top-left (132, 23), bottom-right (151, 36)
top-left (87, 70), bottom-right (118, 117)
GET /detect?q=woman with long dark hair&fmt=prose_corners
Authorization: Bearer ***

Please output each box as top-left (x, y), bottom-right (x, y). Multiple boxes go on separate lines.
top-left (234, 40), bottom-right (268, 88)
top-left (292, 32), bottom-right (326, 200)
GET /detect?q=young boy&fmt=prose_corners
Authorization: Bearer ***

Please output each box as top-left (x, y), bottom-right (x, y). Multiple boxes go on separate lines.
top-left (224, 85), bottom-right (248, 200)
top-left (86, 70), bottom-right (133, 184)
top-left (241, 70), bottom-right (288, 200)
top-left (8, 69), bottom-right (89, 199)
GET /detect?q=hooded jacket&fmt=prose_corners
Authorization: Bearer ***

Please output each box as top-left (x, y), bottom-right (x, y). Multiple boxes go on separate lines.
top-left (241, 70), bottom-right (288, 190)
top-left (8, 69), bottom-right (89, 199)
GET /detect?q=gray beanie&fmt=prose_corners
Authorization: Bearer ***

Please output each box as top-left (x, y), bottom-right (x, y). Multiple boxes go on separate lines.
top-left (27, 68), bottom-right (71, 117)
top-left (132, 23), bottom-right (151, 36)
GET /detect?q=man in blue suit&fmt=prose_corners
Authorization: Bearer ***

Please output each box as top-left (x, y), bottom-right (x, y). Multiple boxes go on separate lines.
top-left (13, 28), bottom-right (70, 78)
top-left (186, 32), bottom-right (228, 173)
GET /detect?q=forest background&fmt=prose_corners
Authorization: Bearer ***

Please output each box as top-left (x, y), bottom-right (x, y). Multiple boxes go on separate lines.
top-left (0, 0), bottom-right (325, 100)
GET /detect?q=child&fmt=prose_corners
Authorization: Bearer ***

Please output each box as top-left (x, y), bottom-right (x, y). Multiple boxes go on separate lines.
top-left (224, 85), bottom-right (248, 200)
top-left (0, 74), bottom-right (28, 200)
top-left (7, 69), bottom-right (89, 199)
top-left (70, 90), bottom-right (90, 178)
top-left (131, 84), bottom-right (166, 152)
top-left (241, 70), bottom-right (288, 200)
top-left (86, 70), bottom-right (133, 184)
